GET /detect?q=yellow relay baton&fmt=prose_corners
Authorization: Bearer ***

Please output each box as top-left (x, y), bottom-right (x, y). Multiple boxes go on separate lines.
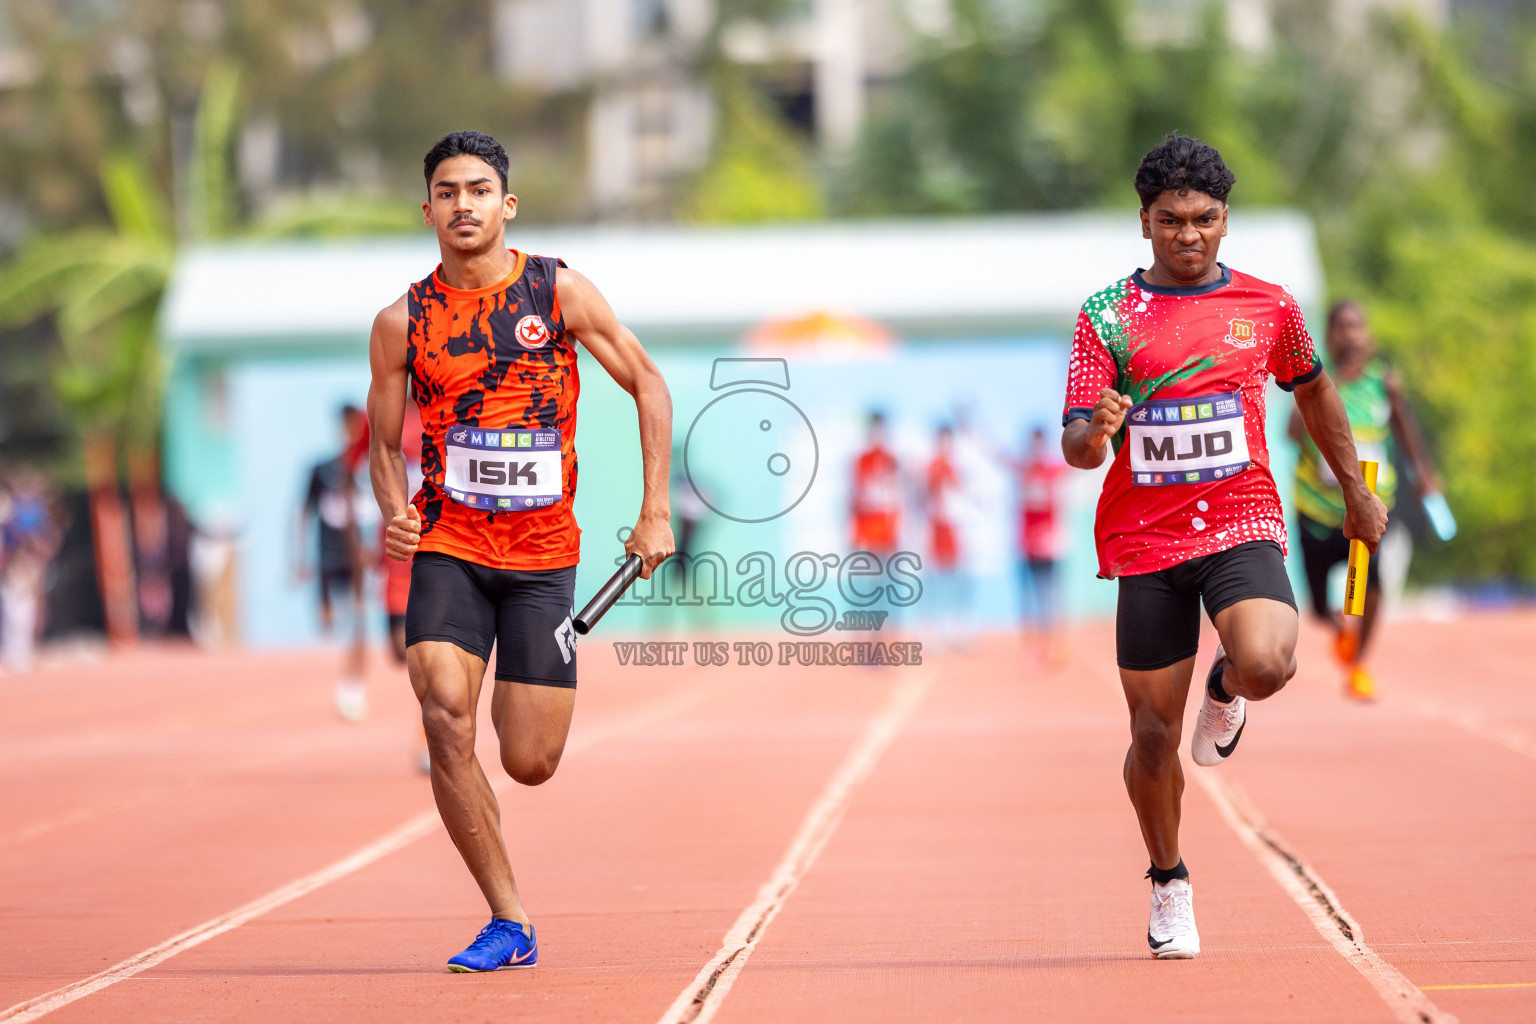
top-left (1344, 460), bottom-right (1379, 617)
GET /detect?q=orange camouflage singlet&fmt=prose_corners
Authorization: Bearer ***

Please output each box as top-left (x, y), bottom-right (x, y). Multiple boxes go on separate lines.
top-left (407, 250), bottom-right (581, 570)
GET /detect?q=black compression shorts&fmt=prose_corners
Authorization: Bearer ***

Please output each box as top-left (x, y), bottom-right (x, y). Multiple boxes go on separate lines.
top-left (405, 552), bottom-right (578, 687)
top-left (1115, 540), bottom-right (1296, 671)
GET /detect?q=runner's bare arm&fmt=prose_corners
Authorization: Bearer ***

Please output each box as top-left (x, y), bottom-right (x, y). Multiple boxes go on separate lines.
top-left (1384, 371), bottom-right (1441, 494)
top-left (1292, 372), bottom-right (1389, 552)
top-left (367, 296), bottom-right (421, 561)
top-left (1062, 387), bottom-right (1133, 470)
top-left (557, 266), bottom-right (675, 579)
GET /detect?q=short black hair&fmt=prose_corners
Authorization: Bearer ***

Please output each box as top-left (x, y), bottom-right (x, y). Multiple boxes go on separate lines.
top-left (1134, 133), bottom-right (1235, 209)
top-left (423, 130), bottom-right (509, 192)
top-left (1327, 299), bottom-right (1364, 327)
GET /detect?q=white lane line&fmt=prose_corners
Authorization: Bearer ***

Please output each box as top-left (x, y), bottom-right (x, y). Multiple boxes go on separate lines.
top-left (0, 678), bottom-right (720, 1024)
top-left (1409, 702), bottom-right (1536, 762)
top-left (655, 671), bottom-right (930, 1024)
top-left (1193, 770), bottom-right (1458, 1024)
top-left (0, 812), bottom-right (441, 1024)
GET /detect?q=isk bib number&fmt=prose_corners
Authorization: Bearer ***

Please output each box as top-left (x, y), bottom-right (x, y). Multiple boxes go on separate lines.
top-left (1126, 392), bottom-right (1251, 486)
top-left (443, 425), bottom-right (563, 511)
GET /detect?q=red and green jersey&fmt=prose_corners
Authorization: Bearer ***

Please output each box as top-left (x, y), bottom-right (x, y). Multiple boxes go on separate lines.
top-left (1062, 265), bottom-right (1321, 578)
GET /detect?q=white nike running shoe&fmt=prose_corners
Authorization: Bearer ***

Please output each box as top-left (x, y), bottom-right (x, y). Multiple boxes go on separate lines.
top-left (1191, 645), bottom-right (1246, 767)
top-left (1147, 878), bottom-right (1200, 958)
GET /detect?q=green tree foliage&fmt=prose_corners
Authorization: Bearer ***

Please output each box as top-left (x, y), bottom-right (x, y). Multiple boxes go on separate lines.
top-left (684, 0), bottom-right (824, 223)
top-left (685, 75), bottom-right (823, 223)
top-left (1324, 21), bottom-right (1536, 581)
top-left (838, 0), bottom-right (1536, 583)
top-left (0, 1), bottom-right (568, 473)
top-left (0, 154), bottom-right (172, 459)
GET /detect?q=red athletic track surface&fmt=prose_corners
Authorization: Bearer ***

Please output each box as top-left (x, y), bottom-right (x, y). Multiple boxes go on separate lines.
top-left (2, 612), bottom-right (1533, 1024)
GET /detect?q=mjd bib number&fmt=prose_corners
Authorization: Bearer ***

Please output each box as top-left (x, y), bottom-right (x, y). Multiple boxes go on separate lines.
top-left (1126, 391), bottom-right (1251, 486)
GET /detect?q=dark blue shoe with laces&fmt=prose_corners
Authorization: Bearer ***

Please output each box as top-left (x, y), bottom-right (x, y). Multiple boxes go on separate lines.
top-left (447, 919), bottom-right (538, 972)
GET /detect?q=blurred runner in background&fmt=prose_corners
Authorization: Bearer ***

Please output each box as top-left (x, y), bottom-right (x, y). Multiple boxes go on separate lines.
top-left (1015, 427), bottom-right (1069, 667)
top-left (297, 404), bottom-right (371, 721)
top-left (925, 424), bottom-right (968, 650)
top-left (670, 443), bottom-right (708, 562)
top-left (129, 452), bottom-right (194, 639)
top-left (851, 411), bottom-right (900, 557)
top-left (1288, 299), bottom-right (1442, 701)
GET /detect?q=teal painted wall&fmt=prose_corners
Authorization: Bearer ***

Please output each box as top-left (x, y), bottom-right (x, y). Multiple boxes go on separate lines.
top-left (161, 333), bottom-right (1313, 648)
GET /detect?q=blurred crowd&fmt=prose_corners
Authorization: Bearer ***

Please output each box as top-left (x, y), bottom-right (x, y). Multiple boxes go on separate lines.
top-left (0, 460), bottom-right (201, 672)
top-left (848, 409), bottom-right (1067, 665)
top-left (0, 470), bottom-right (63, 671)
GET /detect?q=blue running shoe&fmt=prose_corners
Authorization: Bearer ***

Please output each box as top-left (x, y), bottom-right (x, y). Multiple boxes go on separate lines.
top-left (447, 919), bottom-right (538, 972)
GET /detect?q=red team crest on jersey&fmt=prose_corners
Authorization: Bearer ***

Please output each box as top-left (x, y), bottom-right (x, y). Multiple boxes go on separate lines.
top-left (515, 314), bottom-right (550, 349)
top-left (1224, 318), bottom-right (1257, 349)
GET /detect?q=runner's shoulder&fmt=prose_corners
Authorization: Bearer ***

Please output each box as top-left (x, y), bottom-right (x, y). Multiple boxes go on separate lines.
top-left (372, 293), bottom-right (409, 337)
top-left (1077, 274), bottom-right (1138, 316)
top-left (1073, 274), bottom-right (1138, 346)
top-left (1223, 267), bottom-right (1298, 307)
top-left (369, 293), bottom-right (410, 364)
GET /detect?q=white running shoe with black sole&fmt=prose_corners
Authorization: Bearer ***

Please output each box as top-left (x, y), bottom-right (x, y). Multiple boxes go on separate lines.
top-left (1147, 878), bottom-right (1200, 958)
top-left (1190, 645), bottom-right (1245, 767)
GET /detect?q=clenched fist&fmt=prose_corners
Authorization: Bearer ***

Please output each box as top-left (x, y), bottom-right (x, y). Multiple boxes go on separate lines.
top-left (1086, 387), bottom-right (1134, 449)
top-left (385, 504), bottom-right (422, 561)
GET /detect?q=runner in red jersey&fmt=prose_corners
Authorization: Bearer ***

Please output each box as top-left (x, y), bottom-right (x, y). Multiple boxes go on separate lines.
top-left (926, 426), bottom-right (961, 572)
top-left (850, 412), bottom-right (900, 555)
top-left (1016, 427), bottom-right (1067, 664)
top-left (925, 425), bottom-right (969, 649)
top-left (367, 131), bottom-right (674, 973)
top-left (1061, 134), bottom-right (1387, 960)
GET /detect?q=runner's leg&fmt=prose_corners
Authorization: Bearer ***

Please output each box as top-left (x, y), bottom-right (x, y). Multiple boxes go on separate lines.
top-left (1297, 521), bottom-right (1338, 625)
top-left (1121, 658), bottom-right (1197, 870)
top-left (346, 566), bottom-right (367, 680)
top-left (489, 565), bottom-right (578, 786)
top-left (1356, 565), bottom-right (1383, 660)
top-left (1117, 568), bottom-right (1201, 871)
top-left (491, 681), bottom-right (576, 786)
top-left (1210, 597), bottom-right (1298, 701)
top-left (409, 639), bottom-right (524, 922)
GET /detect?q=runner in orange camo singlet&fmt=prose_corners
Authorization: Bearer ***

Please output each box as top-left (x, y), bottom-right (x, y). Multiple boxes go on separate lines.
top-left (408, 251), bottom-right (579, 569)
top-left (368, 131), bottom-right (674, 973)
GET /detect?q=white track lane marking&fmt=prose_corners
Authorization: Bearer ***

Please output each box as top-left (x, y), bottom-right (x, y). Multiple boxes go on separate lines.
top-left (0, 678), bottom-right (720, 1024)
top-left (1193, 770), bottom-right (1458, 1024)
top-left (1409, 702), bottom-right (1536, 762)
top-left (655, 671), bottom-right (930, 1024)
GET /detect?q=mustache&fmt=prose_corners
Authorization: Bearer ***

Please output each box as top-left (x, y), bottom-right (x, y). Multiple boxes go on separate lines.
top-left (449, 216), bottom-right (481, 228)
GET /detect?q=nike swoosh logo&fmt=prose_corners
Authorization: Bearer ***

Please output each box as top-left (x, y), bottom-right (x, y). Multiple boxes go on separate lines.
top-left (1214, 719), bottom-right (1245, 758)
top-left (1148, 931), bottom-right (1173, 949)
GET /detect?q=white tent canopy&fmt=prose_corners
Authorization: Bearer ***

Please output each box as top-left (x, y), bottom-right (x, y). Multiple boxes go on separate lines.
top-left (162, 211), bottom-right (1323, 350)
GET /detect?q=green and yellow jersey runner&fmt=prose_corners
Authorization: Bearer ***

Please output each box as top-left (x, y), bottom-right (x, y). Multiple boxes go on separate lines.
top-left (1294, 357), bottom-right (1396, 534)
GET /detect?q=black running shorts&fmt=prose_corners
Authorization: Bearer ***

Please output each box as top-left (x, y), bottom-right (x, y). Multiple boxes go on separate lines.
top-left (1115, 540), bottom-right (1296, 672)
top-left (405, 552), bottom-right (578, 687)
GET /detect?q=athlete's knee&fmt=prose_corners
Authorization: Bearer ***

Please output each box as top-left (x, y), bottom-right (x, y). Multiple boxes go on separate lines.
top-left (502, 749), bottom-right (560, 786)
top-left (421, 698), bottom-right (476, 762)
top-left (1231, 649), bottom-right (1293, 699)
top-left (1128, 711), bottom-right (1179, 768)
